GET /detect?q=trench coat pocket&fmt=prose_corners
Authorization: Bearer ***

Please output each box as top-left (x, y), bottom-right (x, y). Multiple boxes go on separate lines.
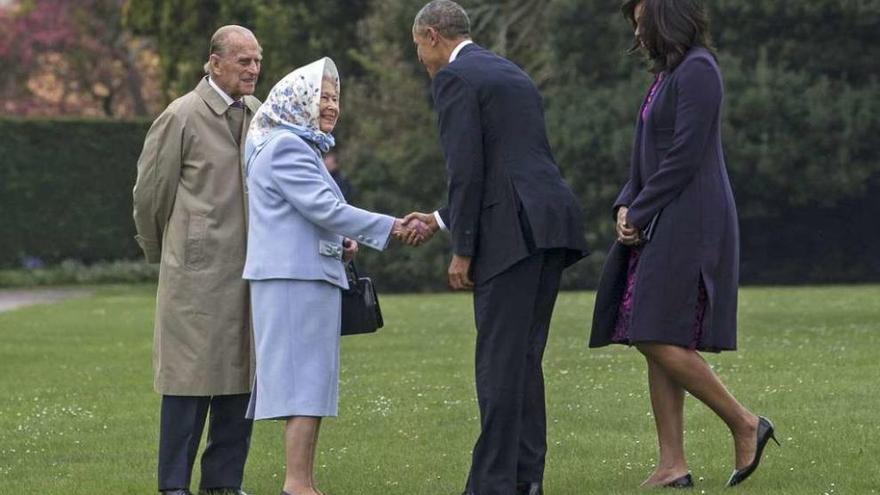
top-left (184, 213), bottom-right (208, 271)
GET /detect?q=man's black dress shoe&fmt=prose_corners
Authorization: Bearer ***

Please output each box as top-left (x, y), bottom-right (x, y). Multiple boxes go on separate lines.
top-left (517, 481), bottom-right (543, 495)
top-left (161, 490), bottom-right (193, 495)
top-left (663, 473), bottom-right (694, 488)
top-left (726, 416), bottom-right (779, 487)
top-left (199, 490), bottom-right (250, 495)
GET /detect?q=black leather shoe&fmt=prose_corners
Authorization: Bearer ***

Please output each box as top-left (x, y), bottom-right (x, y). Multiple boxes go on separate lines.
top-left (161, 490), bottom-right (193, 495)
top-left (516, 481), bottom-right (543, 495)
top-left (726, 416), bottom-right (779, 487)
top-left (663, 473), bottom-right (694, 488)
top-left (199, 490), bottom-right (249, 495)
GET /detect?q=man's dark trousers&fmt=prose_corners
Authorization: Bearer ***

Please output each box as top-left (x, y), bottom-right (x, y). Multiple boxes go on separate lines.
top-left (466, 249), bottom-right (566, 495)
top-left (158, 394), bottom-right (252, 492)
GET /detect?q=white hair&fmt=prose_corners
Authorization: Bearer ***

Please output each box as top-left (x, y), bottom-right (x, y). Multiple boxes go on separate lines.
top-left (203, 25), bottom-right (260, 74)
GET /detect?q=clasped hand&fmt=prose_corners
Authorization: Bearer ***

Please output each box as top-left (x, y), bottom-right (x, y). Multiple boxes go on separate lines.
top-left (391, 211), bottom-right (473, 290)
top-left (403, 212), bottom-right (473, 290)
top-left (343, 214), bottom-right (430, 263)
top-left (342, 238), bottom-right (358, 263)
top-left (390, 211), bottom-right (440, 247)
top-left (616, 206), bottom-right (642, 246)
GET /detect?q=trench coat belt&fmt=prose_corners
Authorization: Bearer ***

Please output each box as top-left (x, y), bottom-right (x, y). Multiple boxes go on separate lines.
top-left (319, 240), bottom-right (344, 261)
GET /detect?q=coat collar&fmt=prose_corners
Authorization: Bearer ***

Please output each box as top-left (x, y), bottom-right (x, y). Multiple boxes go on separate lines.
top-left (243, 94), bottom-right (261, 113)
top-left (196, 77), bottom-right (229, 115)
top-left (455, 42), bottom-right (480, 60)
top-left (449, 39), bottom-right (474, 63)
top-left (196, 77), bottom-right (261, 115)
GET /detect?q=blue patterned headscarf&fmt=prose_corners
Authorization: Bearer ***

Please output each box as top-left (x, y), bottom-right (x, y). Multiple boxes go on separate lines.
top-left (247, 57), bottom-right (339, 158)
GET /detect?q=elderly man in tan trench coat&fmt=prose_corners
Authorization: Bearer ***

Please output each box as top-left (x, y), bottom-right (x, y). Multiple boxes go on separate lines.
top-left (133, 25), bottom-right (262, 495)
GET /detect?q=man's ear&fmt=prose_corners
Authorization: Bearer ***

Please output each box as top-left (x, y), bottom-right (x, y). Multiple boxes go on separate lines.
top-left (427, 27), bottom-right (440, 46)
top-left (208, 54), bottom-right (221, 74)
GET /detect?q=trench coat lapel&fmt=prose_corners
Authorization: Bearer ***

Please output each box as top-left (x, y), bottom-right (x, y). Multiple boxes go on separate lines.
top-left (196, 77), bottom-right (243, 147)
top-left (195, 77), bottom-right (229, 116)
top-left (194, 77), bottom-right (257, 224)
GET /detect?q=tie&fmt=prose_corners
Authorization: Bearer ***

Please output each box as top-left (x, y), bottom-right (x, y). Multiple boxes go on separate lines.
top-left (226, 100), bottom-right (245, 146)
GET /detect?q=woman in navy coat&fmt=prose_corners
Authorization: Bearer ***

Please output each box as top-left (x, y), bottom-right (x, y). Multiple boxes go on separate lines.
top-left (590, 0), bottom-right (778, 488)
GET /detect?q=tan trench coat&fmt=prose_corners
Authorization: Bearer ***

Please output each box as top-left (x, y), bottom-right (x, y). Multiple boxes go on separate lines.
top-left (133, 77), bottom-right (261, 396)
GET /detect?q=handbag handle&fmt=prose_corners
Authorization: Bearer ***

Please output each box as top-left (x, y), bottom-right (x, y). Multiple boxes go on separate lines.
top-left (345, 261), bottom-right (361, 290)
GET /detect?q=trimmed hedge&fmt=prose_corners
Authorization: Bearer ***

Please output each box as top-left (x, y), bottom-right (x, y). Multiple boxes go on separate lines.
top-left (0, 118), bottom-right (150, 268)
top-left (0, 259), bottom-right (158, 287)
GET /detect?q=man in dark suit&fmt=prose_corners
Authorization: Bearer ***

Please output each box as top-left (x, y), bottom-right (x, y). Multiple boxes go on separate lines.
top-left (404, 2), bottom-right (589, 494)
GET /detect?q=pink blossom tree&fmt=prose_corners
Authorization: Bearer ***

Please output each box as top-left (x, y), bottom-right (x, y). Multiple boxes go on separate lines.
top-left (0, 0), bottom-right (161, 118)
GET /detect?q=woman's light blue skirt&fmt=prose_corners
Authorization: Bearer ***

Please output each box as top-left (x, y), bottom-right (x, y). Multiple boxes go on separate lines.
top-left (246, 279), bottom-right (341, 420)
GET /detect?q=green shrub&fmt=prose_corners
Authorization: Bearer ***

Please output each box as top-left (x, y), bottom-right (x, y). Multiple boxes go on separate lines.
top-left (0, 118), bottom-right (150, 269)
top-left (0, 259), bottom-right (158, 288)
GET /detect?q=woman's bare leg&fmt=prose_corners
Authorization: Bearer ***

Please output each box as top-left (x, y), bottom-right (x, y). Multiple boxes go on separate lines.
top-left (636, 343), bottom-right (759, 469)
top-left (283, 416), bottom-right (322, 495)
top-left (310, 421), bottom-right (323, 495)
top-left (640, 355), bottom-right (690, 486)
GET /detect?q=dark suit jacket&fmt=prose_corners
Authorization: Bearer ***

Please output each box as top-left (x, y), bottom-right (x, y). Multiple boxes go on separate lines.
top-left (433, 43), bottom-right (588, 284)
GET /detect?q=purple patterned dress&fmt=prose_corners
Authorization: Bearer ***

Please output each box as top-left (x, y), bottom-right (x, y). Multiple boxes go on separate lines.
top-left (611, 74), bottom-right (708, 349)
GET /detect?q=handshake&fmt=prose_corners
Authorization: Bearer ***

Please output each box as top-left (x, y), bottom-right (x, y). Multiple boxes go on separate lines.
top-left (391, 211), bottom-right (440, 247)
top-left (390, 211), bottom-right (474, 290)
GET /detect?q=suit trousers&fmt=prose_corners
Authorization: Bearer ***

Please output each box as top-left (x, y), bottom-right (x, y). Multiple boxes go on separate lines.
top-left (467, 249), bottom-right (566, 495)
top-left (158, 394), bottom-right (253, 491)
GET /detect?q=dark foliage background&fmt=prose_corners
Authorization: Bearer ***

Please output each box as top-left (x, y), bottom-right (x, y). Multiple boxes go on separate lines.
top-left (2, 0), bottom-right (879, 289)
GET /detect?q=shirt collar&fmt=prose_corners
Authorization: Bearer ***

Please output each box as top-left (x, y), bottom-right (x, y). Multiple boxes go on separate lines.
top-left (207, 76), bottom-right (238, 106)
top-left (449, 39), bottom-right (474, 63)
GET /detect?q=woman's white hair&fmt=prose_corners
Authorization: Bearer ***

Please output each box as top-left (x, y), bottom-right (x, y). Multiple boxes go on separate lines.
top-left (322, 58), bottom-right (340, 85)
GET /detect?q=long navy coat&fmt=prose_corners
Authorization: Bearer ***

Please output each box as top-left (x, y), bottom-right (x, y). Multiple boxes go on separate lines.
top-left (590, 48), bottom-right (739, 352)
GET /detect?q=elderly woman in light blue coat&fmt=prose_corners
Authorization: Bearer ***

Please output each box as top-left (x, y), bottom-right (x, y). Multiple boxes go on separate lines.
top-left (243, 57), bottom-right (415, 495)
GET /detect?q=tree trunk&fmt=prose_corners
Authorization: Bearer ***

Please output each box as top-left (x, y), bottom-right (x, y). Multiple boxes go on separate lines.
top-left (121, 40), bottom-right (149, 117)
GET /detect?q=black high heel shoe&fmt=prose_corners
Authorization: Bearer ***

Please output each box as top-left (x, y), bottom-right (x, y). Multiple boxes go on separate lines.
top-left (726, 416), bottom-right (779, 487)
top-left (663, 473), bottom-right (694, 488)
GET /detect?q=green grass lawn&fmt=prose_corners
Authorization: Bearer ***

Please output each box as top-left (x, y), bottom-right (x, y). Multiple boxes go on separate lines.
top-left (1, 285), bottom-right (878, 494)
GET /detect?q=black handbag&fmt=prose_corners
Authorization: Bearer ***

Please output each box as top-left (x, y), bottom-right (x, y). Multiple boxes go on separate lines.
top-left (640, 210), bottom-right (662, 243)
top-left (340, 262), bottom-right (384, 336)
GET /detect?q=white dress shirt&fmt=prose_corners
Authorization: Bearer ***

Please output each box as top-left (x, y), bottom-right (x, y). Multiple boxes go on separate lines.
top-left (433, 39), bottom-right (475, 232)
top-left (449, 39), bottom-right (473, 63)
top-left (208, 76), bottom-right (241, 107)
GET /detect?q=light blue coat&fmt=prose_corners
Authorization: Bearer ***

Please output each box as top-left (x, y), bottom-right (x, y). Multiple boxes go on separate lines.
top-left (243, 131), bottom-right (395, 286)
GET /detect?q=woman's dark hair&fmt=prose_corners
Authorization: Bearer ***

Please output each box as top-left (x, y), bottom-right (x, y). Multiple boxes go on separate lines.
top-left (622, 0), bottom-right (716, 73)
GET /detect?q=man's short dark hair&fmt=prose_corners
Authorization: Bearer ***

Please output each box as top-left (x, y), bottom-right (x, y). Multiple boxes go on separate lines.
top-left (413, 0), bottom-right (471, 39)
